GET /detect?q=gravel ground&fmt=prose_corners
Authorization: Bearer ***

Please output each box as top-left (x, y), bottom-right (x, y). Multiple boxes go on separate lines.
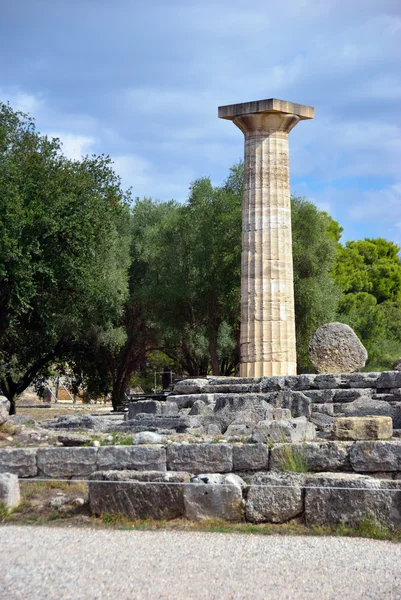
top-left (1, 526), bottom-right (400, 600)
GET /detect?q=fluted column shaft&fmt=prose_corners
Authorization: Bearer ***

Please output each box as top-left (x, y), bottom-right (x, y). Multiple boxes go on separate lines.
top-left (234, 112), bottom-right (299, 377)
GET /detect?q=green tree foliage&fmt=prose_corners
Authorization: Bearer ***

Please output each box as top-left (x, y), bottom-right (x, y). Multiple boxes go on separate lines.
top-left (0, 103), bottom-right (131, 412)
top-left (291, 198), bottom-right (340, 370)
top-left (333, 238), bottom-right (401, 369)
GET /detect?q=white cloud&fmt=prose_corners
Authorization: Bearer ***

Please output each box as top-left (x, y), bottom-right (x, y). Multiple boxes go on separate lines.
top-left (46, 132), bottom-right (96, 160)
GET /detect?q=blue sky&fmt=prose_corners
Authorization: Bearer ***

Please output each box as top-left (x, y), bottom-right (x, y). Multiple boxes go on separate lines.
top-left (1, 0), bottom-right (400, 244)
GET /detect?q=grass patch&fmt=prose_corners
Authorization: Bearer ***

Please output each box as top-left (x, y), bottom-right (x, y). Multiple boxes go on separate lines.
top-left (276, 444), bottom-right (309, 473)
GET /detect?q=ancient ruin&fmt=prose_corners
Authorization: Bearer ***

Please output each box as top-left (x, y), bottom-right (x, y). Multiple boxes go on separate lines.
top-left (218, 98), bottom-right (314, 377)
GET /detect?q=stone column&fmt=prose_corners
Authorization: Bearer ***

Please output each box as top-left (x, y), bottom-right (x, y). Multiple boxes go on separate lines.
top-left (218, 99), bottom-right (314, 377)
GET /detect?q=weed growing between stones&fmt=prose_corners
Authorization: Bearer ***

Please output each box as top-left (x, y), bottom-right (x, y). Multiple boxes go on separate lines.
top-left (277, 444), bottom-right (309, 473)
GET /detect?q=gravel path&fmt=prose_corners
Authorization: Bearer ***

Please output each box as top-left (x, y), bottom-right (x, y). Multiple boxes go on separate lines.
top-left (1, 526), bottom-right (400, 599)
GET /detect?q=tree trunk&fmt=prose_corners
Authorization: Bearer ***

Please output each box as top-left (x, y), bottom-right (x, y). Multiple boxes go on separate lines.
top-left (9, 395), bottom-right (16, 415)
top-left (209, 338), bottom-right (220, 376)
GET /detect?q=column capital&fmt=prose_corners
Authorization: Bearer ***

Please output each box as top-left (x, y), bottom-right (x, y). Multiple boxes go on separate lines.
top-left (218, 98), bottom-right (314, 136)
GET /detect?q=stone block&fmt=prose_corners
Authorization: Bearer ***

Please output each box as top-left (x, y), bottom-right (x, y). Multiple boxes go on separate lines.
top-left (0, 448), bottom-right (38, 477)
top-left (0, 473), bottom-right (20, 509)
top-left (350, 441), bottom-right (401, 472)
top-left (232, 444), bottom-right (270, 471)
top-left (167, 443), bottom-right (232, 474)
top-left (312, 404), bottom-right (334, 416)
top-left (251, 417), bottom-right (316, 444)
top-left (97, 446), bottom-right (166, 471)
top-left (89, 470), bottom-right (191, 520)
top-left (118, 415), bottom-right (193, 432)
top-left (284, 375), bottom-right (317, 390)
top-left (310, 412), bottom-right (334, 432)
top-left (345, 373), bottom-right (380, 389)
top-left (303, 389), bottom-right (335, 404)
top-left (313, 374), bottom-right (342, 389)
top-left (184, 475), bottom-right (245, 521)
top-left (258, 377), bottom-right (286, 392)
top-left (333, 417), bottom-right (393, 441)
top-left (270, 390), bottom-right (311, 418)
top-left (333, 389), bottom-right (372, 402)
top-left (173, 379), bottom-right (209, 395)
top-left (189, 400), bottom-right (213, 416)
top-left (376, 371), bottom-right (401, 389)
top-left (37, 447), bottom-right (98, 478)
top-left (246, 472), bottom-right (305, 523)
top-left (342, 399), bottom-right (401, 427)
top-left (304, 472), bottom-right (401, 530)
top-left (270, 441), bottom-right (351, 472)
top-left (132, 432), bottom-right (163, 444)
top-left (128, 400), bottom-right (162, 419)
top-left (213, 394), bottom-right (274, 432)
top-left (168, 394), bottom-right (214, 410)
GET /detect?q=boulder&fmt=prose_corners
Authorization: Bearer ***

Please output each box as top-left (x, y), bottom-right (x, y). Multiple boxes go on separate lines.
top-left (166, 443), bottom-right (232, 474)
top-left (232, 444), bottom-right (270, 472)
top-left (251, 417), bottom-right (316, 444)
top-left (37, 447), bottom-right (98, 478)
top-left (97, 445), bottom-right (166, 471)
top-left (0, 396), bottom-right (10, 425)
top-left (304, 472), bottom-right (401, 530)
top-left (270, 441), bottom-right (351, 472)
top-left (184, 473), bottom-right (245, 521)
top-left (309, 322), bottom-right (368, 374)
top-left (246, 472), bottom-right (305, 523)
top-left (350, 441), bottom-right (401, 472)
top-left (0, 448), bottom-right (38, 477)
top-left (333, 416), bottom-right (393, 441)
top-left (132, 431), bottom-right (163, 444)
top-left (89, 470), bottom-right (191, 520)
top-left (0, 473), bottom-right (20, 510)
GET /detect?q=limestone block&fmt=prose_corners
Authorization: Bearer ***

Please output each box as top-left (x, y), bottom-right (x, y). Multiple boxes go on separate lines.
top-left (246, 472), bottom-right (305, 523)
top-left (166, 443), bottom-right (232, 474)
top-left (270, 390), bottom-right (311, 418)
top-left (284, 375), bottom-right (317, 390)
top-left (57, 433), bottom-right (93, 447)
top-left (312, 404), bottom-right (334, 416)
top-left (376, 371), bottom-right (401, 389)
top-left (173, 379), bottom-right (209, 395)
top-left (213, 394), bottom-right (274, 432)
top-left (97, 446), bottom-right (166, 472)
top-left (0, 448), bottom-right (38, 477)
top-left (184, 474), bottom-right (245, 521)
top-left (251, 417), bottom-right (316, 444)
top-left (346, 373), bottom-right (380, 389)
top-left (258, 377), bottom-right (286, 392)
top-left (0, 473), bottom-right (20, 510)
top-left (0, 396), bottom-right (9, 425)
top-left (189, 400), bottom-right (213, 417)
top-left (305, 472), bottom-right (401, 530)
top-left (42, 415), bottom-right (111, 431)
top-left (168, 394), bottom-right (214, 410)
top-left (350, 441), bottom-right (401, 472)
top-left (270, 442), bottom-right (351, 472)
top-left (37, 447), bottom-right (98, 478)
top-left (132, 432), bottom-right (163, 445)
top-left (341, 399), bottom-right (401, 427)
top-left (313, 374), bottom-right (342, 389)
top-left (118, 415), bottom-right (193, 433)
top-left (310, 412), bottom-right (334, 432)
top-left (333, 389), bottom-right (372, 402)
top-left (309, 322), bottom-right (368, 374)
top-left (303, 389), bottom-right (335, 404)
top-left (128, 400), bottom-right (162, 419)
top-left (333, 417), bottom-right (393, 441)
top-left (232, 444), bottom-right (270, 471)
top-left (89, 470), bottom-right (191, 520)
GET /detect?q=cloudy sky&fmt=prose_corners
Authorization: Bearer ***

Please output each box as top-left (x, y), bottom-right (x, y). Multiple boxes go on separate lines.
top-left (1, 0), bottom-right (400, 244)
